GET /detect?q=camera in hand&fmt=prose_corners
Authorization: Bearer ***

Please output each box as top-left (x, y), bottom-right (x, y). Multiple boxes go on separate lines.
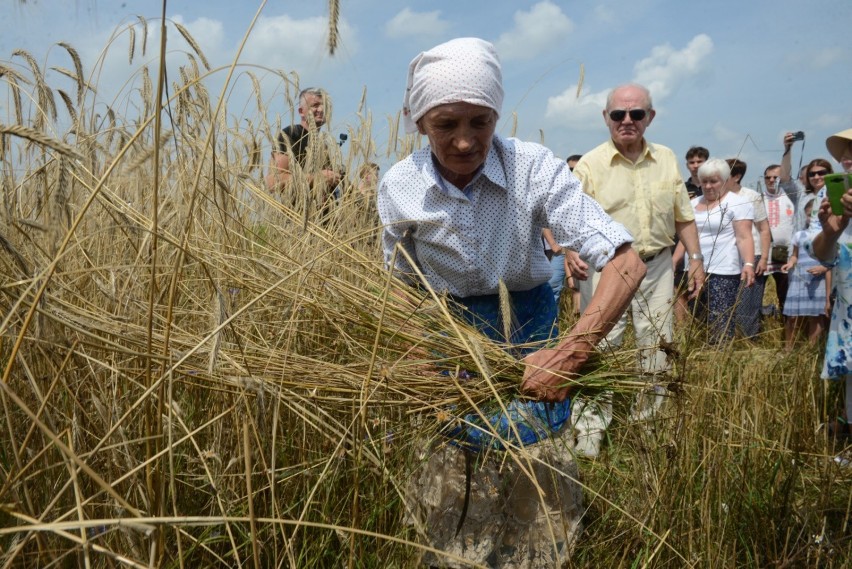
top-left (791, 131), bottom-right (805, 141)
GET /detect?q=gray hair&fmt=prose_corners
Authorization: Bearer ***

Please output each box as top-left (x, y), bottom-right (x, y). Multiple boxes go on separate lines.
top-left (697, 158), bottom-right (731, 182)
top-left (299, 87), bottom-right (324, 104)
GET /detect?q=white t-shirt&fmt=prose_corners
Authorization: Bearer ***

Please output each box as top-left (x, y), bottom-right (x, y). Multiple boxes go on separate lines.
top-left (733, 187), bottom-right (767, 256)
top-left (692, 192), bottom-right (754, 275)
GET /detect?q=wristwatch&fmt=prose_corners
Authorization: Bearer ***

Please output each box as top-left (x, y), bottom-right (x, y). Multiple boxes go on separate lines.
top-left (689, 252), bottom-right (704, 261)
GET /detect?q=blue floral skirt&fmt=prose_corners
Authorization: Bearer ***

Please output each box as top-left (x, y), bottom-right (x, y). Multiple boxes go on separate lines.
top-left (817, 243), bottom-right (852, 379)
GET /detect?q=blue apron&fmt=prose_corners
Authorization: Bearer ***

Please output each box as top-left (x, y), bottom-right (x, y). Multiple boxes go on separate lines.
top-left (440, 282), bottom-right (572, 451)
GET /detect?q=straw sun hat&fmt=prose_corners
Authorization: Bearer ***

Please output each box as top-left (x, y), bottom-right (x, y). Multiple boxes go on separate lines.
top-left (826, 128), bottom-right (852, 161)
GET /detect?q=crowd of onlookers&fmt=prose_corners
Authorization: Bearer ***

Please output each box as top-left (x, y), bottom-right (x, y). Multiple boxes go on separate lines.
top-left (556, 129), bottom-right (852, 462)
top-left (553, 134), bottom-right (847, 353)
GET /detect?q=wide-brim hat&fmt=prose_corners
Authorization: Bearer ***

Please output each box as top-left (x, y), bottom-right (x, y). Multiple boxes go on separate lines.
top-left (826, 128), bottom-right (852, 161)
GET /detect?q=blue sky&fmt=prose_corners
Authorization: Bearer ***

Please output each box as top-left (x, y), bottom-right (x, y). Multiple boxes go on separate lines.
top-left (2, 0), bottom-right (851, 188)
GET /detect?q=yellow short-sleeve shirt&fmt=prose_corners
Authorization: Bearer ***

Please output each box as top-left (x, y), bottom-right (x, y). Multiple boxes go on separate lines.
top-left (573, 139), bottom-right (694, 257)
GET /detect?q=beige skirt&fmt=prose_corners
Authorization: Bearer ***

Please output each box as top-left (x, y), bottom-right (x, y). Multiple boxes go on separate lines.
top-left (404, 425), bottom-right (583, 568)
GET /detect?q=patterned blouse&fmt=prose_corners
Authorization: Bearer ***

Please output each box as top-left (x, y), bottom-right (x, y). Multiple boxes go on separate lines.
top-left (378, 134), bottom-right (632, 297)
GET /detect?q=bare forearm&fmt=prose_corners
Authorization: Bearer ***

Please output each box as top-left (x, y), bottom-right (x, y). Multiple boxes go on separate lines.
top-left (267, 151), bottom-right (292, 192)
top-left (562, 244), bottom-right (645, 350)
top-left (758, 221), bottom-right (771, 256)
top-left (520, 243), bottom-right (645, 401)
top-left (675, 220), bottom-right (701, 256)
top-left (781, 146), bottom-right (793, 181)
top-left (541, 228), bottom-right (560, 251)
top-left (736, 235), bottom-right (755, 264)
top-left (812, 202), bottom-right (851, 262)
top-left (812, 230), bottom-right (842, 262)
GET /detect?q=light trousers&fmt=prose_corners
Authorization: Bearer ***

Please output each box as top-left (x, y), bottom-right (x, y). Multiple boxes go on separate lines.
top-left (572, 249), bottom-right (674, 454)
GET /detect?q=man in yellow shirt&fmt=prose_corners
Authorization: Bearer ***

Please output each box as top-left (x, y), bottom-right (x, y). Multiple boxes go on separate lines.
top-left (566, 83), bottom-right (704, 456)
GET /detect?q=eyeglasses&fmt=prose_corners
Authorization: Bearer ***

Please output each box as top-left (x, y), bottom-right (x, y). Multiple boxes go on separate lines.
top-left (763, 176), bottom-right (778, 180)
top-left (807, 169), bottom-right (829, 178)
top-left (608, 109), bottom-right (647, 122)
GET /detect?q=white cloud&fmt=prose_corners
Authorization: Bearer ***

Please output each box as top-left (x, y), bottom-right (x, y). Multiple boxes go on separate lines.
top-left (544, 34), bottom-right (714, 130)
top-left (385, 8), bottom-right (450, 39)
top-left (544, 83), bottom-right (608, 130)
top-left (241, 14), bottom-right (356, 72)
top-left (712, 124), bottom-right (741, 143)
top-left (60, 15), bottom-right (230, 106)
top-left (813, 113), bottom-right (847, 129)
top-left (173, 15), bottom-right (225, 60)
top-left (632, 34), bottom-right (714, 100)
top-left (495, 1), bottom-right (574, 61)
top-left (593, 5), bottom-right (616, 25)
top-left (811, 47), bottom-right (846, 69)
top-left (786, 47), bottom-right (848, 70)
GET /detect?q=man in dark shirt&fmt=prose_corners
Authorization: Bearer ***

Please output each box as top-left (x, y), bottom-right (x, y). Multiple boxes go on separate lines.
top-left (265, 87), bottom-right (341, 193)
top-left (684, 145), bottom-right (708, 198)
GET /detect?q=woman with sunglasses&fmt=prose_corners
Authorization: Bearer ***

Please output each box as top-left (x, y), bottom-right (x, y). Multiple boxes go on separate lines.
top-left (791, 158), bottom-right (834, 233)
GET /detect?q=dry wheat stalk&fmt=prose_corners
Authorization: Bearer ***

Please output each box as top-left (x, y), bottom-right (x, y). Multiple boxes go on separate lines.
top-left (57, 42), bottom-right (85, 105)
top-left (13, 49), bottom-right (57, 130)
top-left (136, 15), bottom-right (149, 56)
top-left (128, 24), bottom-right (136, 64)
top-left (50, 67), bottom-right (96, 101)
top-left (173, 21), bottom-right (210, 71)
top-left (327, 0), bottom-right (340, 55)
top-left (7, 74), bottom-right (25, 126)
top-left (56, 89), bottom-right (78, 128)
top-left (0, 124), bottom-right (83, 161)
top-left (0, 62), bottom-right (31, 125)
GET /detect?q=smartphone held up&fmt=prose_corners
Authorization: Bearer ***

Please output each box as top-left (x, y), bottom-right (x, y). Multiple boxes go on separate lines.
top-left (824, 173), bottom-right (851, 216)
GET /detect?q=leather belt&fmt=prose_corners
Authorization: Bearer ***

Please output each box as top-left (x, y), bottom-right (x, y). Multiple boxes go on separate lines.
top-left (639, 248), bottom-right (664, 263)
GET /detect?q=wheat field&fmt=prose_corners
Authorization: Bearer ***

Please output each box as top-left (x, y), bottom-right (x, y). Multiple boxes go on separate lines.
top-left (0, 19), bottom-right (849, 569)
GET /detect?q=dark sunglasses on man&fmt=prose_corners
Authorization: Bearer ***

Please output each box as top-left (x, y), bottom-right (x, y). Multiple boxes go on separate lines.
top-left (608, 109), bottom-right (647, 122)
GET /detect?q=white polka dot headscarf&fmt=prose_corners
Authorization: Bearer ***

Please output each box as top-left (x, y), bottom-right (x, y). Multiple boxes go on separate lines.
top-left (402, 37), bottom-right (504, 134)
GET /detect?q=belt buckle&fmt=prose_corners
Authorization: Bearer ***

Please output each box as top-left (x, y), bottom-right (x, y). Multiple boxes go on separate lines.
top-left (641, 249), bottom-right (660, 262)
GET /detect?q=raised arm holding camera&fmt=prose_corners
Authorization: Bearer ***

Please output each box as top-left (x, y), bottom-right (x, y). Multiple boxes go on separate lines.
top-left (780, 131), bottom-right (812, 231)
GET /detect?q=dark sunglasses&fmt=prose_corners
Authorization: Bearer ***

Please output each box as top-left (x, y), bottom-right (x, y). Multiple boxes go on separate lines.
top-left (807, 169), bottom-right (829, 178)
top-left (608, 109), bottom-right (647, 122)
top-left (763, 176), bottom-right (778, 180)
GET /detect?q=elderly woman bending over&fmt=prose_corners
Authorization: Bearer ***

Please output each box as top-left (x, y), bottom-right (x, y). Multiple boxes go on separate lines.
top-left (378, 38), bottom-right (645, 567)
top-left (676, 158), bottom-right (755, 344)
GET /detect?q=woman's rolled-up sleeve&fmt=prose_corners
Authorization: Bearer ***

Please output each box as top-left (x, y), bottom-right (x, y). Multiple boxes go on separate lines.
top-left (538, 158), bottom-right (634, 271)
